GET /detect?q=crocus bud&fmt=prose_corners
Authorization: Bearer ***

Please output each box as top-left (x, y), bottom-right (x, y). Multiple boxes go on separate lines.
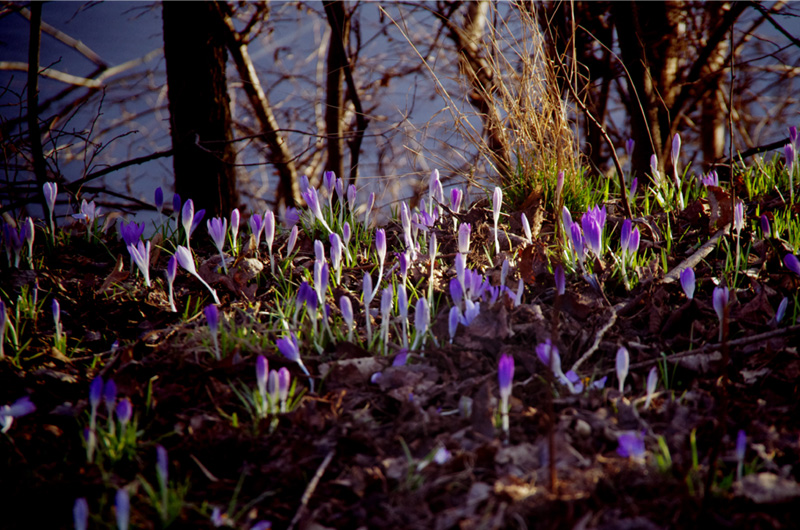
top-left (156, 445), bottom-right (168, 485)
top-left (521, 214), bottom-right (532, 243)
top-left (625, 138), bottom-right (635, 158)
top-left (458, 223), bottom-right (471, 255)
top-left (278, 367), bottom-right (291, 405)
top-left (498, 353), bottom-right (514, 403)
top-left (616, 346), bottom-right (629, 393)
top-left (448, 306), bottom-right (460, 343)
top-left (73, 498), bottom-right (89, 530)
top-left (256, 355), bottom-right (268, 401)
top-left (89, 376), bottom-right (104, 410)
top-left (680, 268), bottom-right (695, 299)
top-left (43, 182), bottom-right (57, 215)
top-left (776, 297), bottom-right (788, 323)
top-left (644, 367), bottom-right (658, 409)
top-left (376, 229), bottom-right (387, 266)
top-left (671, 133), bottom-right (681, 168)
top-left (104, 379), bottom-right (117, 409)
top-left (784, 254), bottom-right (800, 276)
top-left (172, 193), bottom-right (181, 214)
top-left (205, 304), bottom-right (220, 335)
top-left (735, 429), bottom-right (747, 463)
top-left (286, 225), bottom-right (299, 256)
top-left (115, 489), bottom-right (130, 530)
top-left (347, 184), bottom-right (357, 212)
top-left (760, 214), bottom-right (771, 238)
top-left (264, 210), bottom-right (275, 251)
top-left (154, 187), bottom-right (164, 214)
top-left (555, 265), bottom-right (565, 295)
top-left (116, 398), bottom-right (132, 426)
top-left (713, 285), bottom-right (730, 323)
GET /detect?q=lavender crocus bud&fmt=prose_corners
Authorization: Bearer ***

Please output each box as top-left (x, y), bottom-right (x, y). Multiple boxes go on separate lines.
top-left (342, 222), bottom-right (351, 245)
top-left (256, 355), bottom-right (268, 402)
top-left (286, 225), bottom-right (299, 256)
top-left (521, 214), bottom-right (532, 244)
top-left (116, 398), bottom-right (132, 426)
top-left (340, 296), bottom-right (353, 339)
top-left (89, 376), bottom-right (104, 411)
top-left (555, 265), bottom-right (565, 295)
top-left (616, 346), bottom-right (629, 393)
top-left (713, 285), bottom-right (730, 323)
top-left (276, 333), bottom-right (300, 363)
top-left (644, 367), bottom-right (658, 409)
top-left (556, 170), bottom-right (565, 201)
top-left (207, 217), bottom-right (228, 253)
top-left (733, 201), bottom-right (744, 234)
top-left (249, 213), bottom-right (264, 243)
top-left (621, 219), bottom-right (632, 254)
top-left (115, 488), bottom-right (130, 530)
top-left (760, 214), bottom-right (771, 239)
top-left (562, 206), bottom-right (574, 235)
top-left (784, 254), bottom-right (800, 276)
top-left (264, 210), bottom-right (275, 251)
top-left (493, 187), bottom-right (503, 225)
top-left (458, 223), bottom-right (471, 255)
top-left (154, 187), bottom-right (164, 214)
top-left (283, 207), bottom-right (300, 228)
top-left (448, 306), bottom-right (460, 343)
top-left (278, 366), bottom-right (291, 406)
top-left (790, 126), bottom-right (798, 149)
top-left (156, 445), bottom-right (168, 485)
top-left (73, 498), bottom-right (89, 530)
top-left (314, 239), bottom-right (325, 263)
top-left (455, 253), bottom-right (466, 289)
top-left (181, 199), bottom-right (194, 243)
top-left (43, 182), bottom-right (57, 216)
top-left (617, 431), bottom-right (645, 459)
top-left (630, 177), bottom-right (638, 197)
top-left (172, 193), bottom-right (181, 215)
top-left (205, 304), bottom-right (220, 335)
top-left (776, 297), bottom-right (788, 323)
top-left (680, 267), bottom-right (695, 299)
top-left (735, 429), bottom-right (747, 463)
top-left (323, 171), bottom-right (336, 195)
top-left (104, 379), bottom-right (117, 410)
top-left (450, 188), bottom-right (463, 213)
top-left (376, 228), bottom-right (387, 266)
top-left (498, 353), bottom-right (514, 403)
top-left (347, 184), bottom-right (357, 212)
top-left (625, 138), bottom-right (635, 158)
top-left (671, 133), bottom-right (681, 168)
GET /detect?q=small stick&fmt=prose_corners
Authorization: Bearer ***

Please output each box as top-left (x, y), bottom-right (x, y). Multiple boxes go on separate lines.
top-left (287, 449), bottom-right (336, 530)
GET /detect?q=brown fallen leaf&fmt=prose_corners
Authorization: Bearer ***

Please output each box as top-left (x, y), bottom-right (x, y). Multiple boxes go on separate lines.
top-left (734, 473), bottom-right (800, 504)
top-left (97, 255), bottom-right (129, 294)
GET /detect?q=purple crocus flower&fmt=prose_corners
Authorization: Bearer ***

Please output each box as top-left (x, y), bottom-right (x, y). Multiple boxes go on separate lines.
top-left (276, 332), bottom-right (312, 391)
top-left (412, 297), bottom-right (429, 351)
top-left (733, 201), bottom-right (744, 235)
top-left (701, 170), bottom-right (719, 187)
top-left (713, 286), bottom-right (730, 341)
top-left (302, 186), bottom-right (332, 234)
top-left (119, 220), bottom-right (145, 246)
top-left (760, 215), bottom-right (771, 239)
top-left (620, 219), bottom-right (632, 254)
top-left (314, 260), bottom-right (329, 306)
top-left (264, 210), bottom-right (276, 269)
top-left (104, 379), bottom-right (117, 414)
top-left (249, 213), bottom-right (264, 245)
top-left (555, 265), bottom-right (565, 295)
top-left (116, 398), bottom-right (132, 426)
top-left (175, 246), bottom-right (220, 304)
top-left (89, 376), bottom-right (104, 411)
top-left (278, 367), bottom-right (291, 411)
top-left (127, 240), bottom-right (152, 287)
top-left (521, 214), bottom-right (532, 244)
top-left (256, 355), bottom-right (268, 406)
top-left (616, 346), bottom-right (629, 393)
top-left (205, 304), bottom-right (221, 360)
top-left (790, 126), bottom-right (799, 150)
top-left (181, 199), bottom-right (194, 247)
top-left (492, 186), bottom-right (503, 255)
top-left (458, 223), bottom-right (471, 255)
top-left (228, 208), bottom-right (240, 255)
top-left (154, 187), bottom-right (164, 214)
top-left (323, 170), bottom-right (336, 197)
top-left (630, 177), bottom-right (638, 198)
top-left (172, 193), bottom-right (181, 215)
top-left (498, 352), bottom-right (514, 434)
top-left (784, 254), bottom-right (800, 276)
top-left (625, 138), bottom-right (635, 159)
top-left (330, 233), bottom-right (343, 283)
top-left (191, 209), bottom-right (206, 236)
top-left (448, 306), bottom-right (460, 344)
top-left (570, 223), bottom-right (585, 265)
top-left (0, 395), bottom-right (36, 433)
top-left (644, 367), bottom-right (658, 409)
top-left (450, 188), bottom-right (463, 213)
top-left (776, 297), bottom-right (788, 324)
top-left (617, 431), bottom-right (646, 459)
top-left (166, 256), bottom-right (177, 312)
top-left (562, 206), bottom-right (574, 236)
top-left (340, 296), bottom-right (354, 341)
top-left (680, 267), bottom-right (695, 300)
top-left (43, 182), bottom-right (57, 220)
top-left (347, 184), bottom-right (358, 213)
top-left (73, 498), bottom-right (89, 530)
top-left (207, 217), bottom-right (228, 256)
top-left (115, 488), bottom-right (130, 530)
top-left (51, 297), bottom-right (61, 338)
top-left (156, 445), bottom-right (169, 486)
top-left (671, 133), bottom-right (681, 171)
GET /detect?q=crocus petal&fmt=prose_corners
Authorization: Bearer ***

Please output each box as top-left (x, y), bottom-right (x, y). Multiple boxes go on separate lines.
top-left (616, 346), bottom-right (629, 393)
top-left (784, 254), bottom-right (800, 276)
top-left (680, 268), bottom-right (695, 300)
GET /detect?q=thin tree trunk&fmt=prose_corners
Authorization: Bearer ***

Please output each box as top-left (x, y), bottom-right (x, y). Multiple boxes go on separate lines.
top-left (214, 2), bottom-right (301, 208)
top-left (27, 2), bottom-right (48, 204)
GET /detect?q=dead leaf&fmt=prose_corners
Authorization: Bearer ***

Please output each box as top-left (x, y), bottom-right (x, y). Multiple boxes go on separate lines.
top-left (98, 255), bottom-right (129, 293)
top-left (707, 186), bottom-right (734, 230)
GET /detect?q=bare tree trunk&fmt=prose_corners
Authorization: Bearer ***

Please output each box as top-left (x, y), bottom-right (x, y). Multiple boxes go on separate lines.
top-left (323, 1), bottom-right (348, 184)
top-left (163, 1), bottom-right (238, 218)
top-left (214, 2), bottom-right (301, 208)
top-left (27, 2), bottom-right (48, 203)
top-left (613, 1), bottom-right (685, 178)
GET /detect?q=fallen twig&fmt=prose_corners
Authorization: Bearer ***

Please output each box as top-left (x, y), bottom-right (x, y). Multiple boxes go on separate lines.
top-left (570, 304), bottom-right (618, 373)
top-left (287, 448), bottom-right (336, 530)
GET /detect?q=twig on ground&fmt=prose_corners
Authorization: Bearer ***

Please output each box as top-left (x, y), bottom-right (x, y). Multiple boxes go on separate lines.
top-left (287, 448), bottom-right (336, 530)
top-left (570, 305), bottom-right (618, 373)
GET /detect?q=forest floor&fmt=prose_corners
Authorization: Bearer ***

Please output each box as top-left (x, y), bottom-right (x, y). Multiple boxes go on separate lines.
top-left (2, 182), bottom-right (800, 529)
